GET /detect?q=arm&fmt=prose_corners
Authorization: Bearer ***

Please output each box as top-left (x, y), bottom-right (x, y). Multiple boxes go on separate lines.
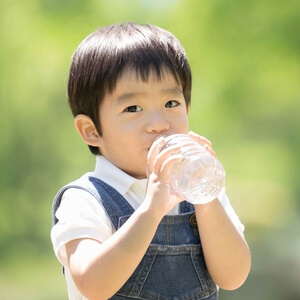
top-left (187, 131), bottom-right (251, 289)
top-left (65, 138), bottom-right (183, 300)
top-left (195, 199), bottom-right (251, 290)
top-left (66, 203), bottom-right (162, 300)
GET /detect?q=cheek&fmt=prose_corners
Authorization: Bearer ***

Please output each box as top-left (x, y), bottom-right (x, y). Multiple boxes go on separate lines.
top-left (121, 120), bottom-right (141, 132)
top-left (174, 116), bottom-right (189, 132)
top-left (107, 137), bottom-right (135, 159)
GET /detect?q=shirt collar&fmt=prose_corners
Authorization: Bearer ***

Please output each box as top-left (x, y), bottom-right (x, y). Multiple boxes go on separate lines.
top-left (93, 155), bottom-right (147, 197)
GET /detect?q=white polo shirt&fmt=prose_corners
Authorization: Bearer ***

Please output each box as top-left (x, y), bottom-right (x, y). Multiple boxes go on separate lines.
top-left (51, 155), bottom-right (244, 300)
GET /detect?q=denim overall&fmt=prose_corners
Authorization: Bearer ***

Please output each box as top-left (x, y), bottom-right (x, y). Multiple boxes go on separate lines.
top-left (52, 176), bottom-right (218, 300)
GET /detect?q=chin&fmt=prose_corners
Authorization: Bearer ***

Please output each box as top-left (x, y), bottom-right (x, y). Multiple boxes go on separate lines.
top-left (133, 173), bottom-right (147, 180)
top-left (123, 168), bottom-right (147, 180)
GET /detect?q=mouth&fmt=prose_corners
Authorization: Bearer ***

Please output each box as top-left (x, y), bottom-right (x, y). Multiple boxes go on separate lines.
top-left (147, 136), bottom-right (168, 152)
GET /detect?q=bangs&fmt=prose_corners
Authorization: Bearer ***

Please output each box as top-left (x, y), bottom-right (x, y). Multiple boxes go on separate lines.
top-left (102, 33), bottom-right (185, 94)
top-left (70, 22), bottom-right (190, 104)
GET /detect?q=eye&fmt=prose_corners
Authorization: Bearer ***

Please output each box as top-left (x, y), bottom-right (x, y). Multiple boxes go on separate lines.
top-left (124, 105), bottom-right (143, 113)
top-left (165, 100), bottom-right (180, 108)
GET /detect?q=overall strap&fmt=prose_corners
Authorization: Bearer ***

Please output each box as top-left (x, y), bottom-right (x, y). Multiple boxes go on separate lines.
top-left (52, 175), bottom-right (195, 228)
top-left (179, 200), bottom-right (195, 214)
top-left (52, 176), bottom-right (135, 230)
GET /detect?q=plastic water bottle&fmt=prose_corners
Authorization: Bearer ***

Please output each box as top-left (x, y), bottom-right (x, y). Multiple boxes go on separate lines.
top-left (161, 134), bottom-right (225, 204)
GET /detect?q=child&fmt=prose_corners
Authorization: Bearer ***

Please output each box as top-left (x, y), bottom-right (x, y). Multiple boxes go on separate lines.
top-left (51, 22), bottom-right (251, 300)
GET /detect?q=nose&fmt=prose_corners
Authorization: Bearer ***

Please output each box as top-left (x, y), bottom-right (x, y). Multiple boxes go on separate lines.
top-left (145, 111), bottom-right (170, 133)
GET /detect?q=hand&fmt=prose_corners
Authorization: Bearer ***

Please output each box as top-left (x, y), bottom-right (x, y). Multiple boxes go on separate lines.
top-left (144, 136), bottom-right (184, 216)
top-left (188, 131), bottom-right (217, 158)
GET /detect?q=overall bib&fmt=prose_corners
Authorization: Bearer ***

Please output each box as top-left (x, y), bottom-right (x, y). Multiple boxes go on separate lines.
top-left (52, 176), bottom-right (218, 300)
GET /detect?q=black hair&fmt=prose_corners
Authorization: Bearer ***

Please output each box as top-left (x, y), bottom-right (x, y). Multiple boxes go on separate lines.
top-left (67, 22), bottom-right (192, 155)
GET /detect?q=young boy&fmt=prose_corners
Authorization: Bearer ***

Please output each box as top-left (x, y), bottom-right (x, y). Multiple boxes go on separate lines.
top-left (51, 22), bottom-right (251, 300)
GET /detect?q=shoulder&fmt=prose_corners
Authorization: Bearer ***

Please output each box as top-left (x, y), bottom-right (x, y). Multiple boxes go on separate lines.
top-left (51, 185), bottom-right (114, 266)
top-left (52, 175), bottom-right (106, 224)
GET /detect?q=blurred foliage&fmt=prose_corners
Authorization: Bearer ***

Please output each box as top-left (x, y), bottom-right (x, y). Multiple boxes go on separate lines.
top-left (0, 0), bottom-right (299, 299)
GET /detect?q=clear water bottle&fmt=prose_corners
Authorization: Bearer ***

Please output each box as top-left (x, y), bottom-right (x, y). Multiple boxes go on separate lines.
top-left (161, 134), bottom-right (225, 204)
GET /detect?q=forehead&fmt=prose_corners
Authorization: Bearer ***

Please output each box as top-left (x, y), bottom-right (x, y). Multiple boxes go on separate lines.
top-left (116, 67), bottom-right (180, 89)
top-left (101, 68), bottom-right (183, 107)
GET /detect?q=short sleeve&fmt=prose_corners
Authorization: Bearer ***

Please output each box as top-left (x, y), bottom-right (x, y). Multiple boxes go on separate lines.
top-left (219, 193), bottom-right (245, 234)
top-left (50, 188), bottom-right (114, 266)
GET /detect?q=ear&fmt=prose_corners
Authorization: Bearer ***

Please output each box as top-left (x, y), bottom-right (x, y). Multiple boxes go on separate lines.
top-left (74, 114), bottom-right (101, 147)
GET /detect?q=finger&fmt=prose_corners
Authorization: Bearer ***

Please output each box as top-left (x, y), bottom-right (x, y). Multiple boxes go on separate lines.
top-left (203, 144), bottom-right (217, 157)
top-left (152, 142), bottom-right (182, 176)
top-left (188, 131), bottom-right (212, 148)
top-left (188, 131), bottom-right (218, 157)
top-left (147, 136), bottom-right (166, 176)
top-left (157, 153), bottom-right (183, 182)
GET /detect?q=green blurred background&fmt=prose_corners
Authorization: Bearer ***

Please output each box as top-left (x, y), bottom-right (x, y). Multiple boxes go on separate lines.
top-left (1, 0), bottom-right (299, 299)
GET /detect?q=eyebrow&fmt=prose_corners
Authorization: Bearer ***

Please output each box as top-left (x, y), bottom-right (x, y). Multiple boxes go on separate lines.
top-left (117, 92), bottom-right (141, 102)
top-left (161, 87), bottom-right (183, 96)
top-left (117, 87), bottom-right (183, 102)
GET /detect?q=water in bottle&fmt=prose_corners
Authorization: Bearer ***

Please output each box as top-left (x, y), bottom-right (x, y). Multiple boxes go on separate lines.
top-left (161, 134), bottom-right (225, 204)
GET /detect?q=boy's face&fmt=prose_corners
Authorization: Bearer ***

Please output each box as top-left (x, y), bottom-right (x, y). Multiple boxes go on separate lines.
top-left (97, 69), bottom-right (189, 179)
